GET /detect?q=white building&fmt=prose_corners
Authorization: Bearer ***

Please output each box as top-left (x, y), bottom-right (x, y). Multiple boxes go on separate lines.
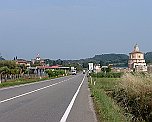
top-left (31, 54), bottom-right (45, 66)
top-left (94, 64), bottom-right (101, 73)
top-left (128, 44), bottom-right (147, 72)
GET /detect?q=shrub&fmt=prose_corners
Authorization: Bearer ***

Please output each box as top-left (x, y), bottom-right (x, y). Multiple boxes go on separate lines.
top-left (112, 73), bottom-right (152, 122)
top-left (91, 72), bottom-right (123, 78)
top-left (89, 78), bottom-right (128, 122)
top-left (45, 70), bottom-right (65, 77)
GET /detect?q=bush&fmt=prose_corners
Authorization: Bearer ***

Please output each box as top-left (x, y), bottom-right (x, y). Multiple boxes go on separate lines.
top-left (91, 72), bottom-right (123, 78)
top-left (112, 73), bottom-right (152, 122)
top-left (45, 70), bottom-right (65, 77)
top-left (89, 78), bottom-right (128, 122)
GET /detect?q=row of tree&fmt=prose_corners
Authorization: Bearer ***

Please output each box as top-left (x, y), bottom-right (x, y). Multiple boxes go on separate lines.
top-left (45, 70), bottom-right (65, 78)
top-left (44, 59), bottom-right (83, 71)
top-left (0, 61), bottom-right (26, 75)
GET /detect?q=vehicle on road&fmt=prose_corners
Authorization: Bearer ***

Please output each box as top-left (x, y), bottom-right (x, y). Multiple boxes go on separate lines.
top-left (71, 70), bottom-right (77, 75)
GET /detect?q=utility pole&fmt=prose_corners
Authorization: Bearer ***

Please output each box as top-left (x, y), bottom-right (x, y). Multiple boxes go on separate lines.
top-left (0, 71), bottom-right (5, 83)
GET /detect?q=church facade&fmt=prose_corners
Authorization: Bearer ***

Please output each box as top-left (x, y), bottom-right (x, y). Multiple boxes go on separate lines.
top-left (128, 44), bottom-right (147, 72)
top-left (31, 54), bottom-right (45, 66)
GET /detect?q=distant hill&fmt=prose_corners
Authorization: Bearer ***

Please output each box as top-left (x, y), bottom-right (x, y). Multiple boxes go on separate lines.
top-left (92, 54), bottom-right (128, 62)
top-left (90, 54), bottom-right (129, 67)
top-left (59, 54), bottom-right (129, 68)
top-left (145, 52), bottom-right (152, 63)
top-left (88, 52), bottom-right (152, 66)
top-left (43, 52), bottom-right (152, 68)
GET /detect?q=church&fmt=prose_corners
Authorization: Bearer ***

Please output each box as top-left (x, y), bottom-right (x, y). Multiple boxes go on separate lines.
top-left (128, 44), bottom-right (147, 72)
top-left (31, 54), bottom-right (45, 66)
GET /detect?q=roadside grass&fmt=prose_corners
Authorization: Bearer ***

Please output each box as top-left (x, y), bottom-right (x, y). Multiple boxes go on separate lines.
top-left (89, 78), bottom-right (129, 122)
top-left (116, 73), bottom-right (152, 122)
top-left (89, 73), bottom-right (152, 122)
top-left (0, 70), bottom-right (68, 88)
top-left (0, 72), bottom-right (69, 89)
top-left (0, 77), bottom-right (51, 88)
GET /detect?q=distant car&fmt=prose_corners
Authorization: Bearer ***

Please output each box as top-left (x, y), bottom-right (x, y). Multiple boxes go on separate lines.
top-left (71, 70), bottom-right (77, 75)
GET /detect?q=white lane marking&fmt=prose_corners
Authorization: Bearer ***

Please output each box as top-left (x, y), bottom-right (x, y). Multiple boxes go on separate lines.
top-left (0, 76), bottom-right (68, 91)
top-left (0, 74), bottom-right (81, 91)
top-left (0, 76), bottom-right (76, 104)
top-left (0, 80), bottom-right (51, 91)
top-left (60, 75), bottom-right (86, 122)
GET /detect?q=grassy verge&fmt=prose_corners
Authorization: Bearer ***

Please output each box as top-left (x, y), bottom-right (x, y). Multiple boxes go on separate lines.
top-left (0, 77), bottom-right (52, 88)
top-left (114, 73), bottom-right (152, 122)
top-left (89, 78), bottom-right (130, 122)
top-left (89, 73), bottom-right (152, 122)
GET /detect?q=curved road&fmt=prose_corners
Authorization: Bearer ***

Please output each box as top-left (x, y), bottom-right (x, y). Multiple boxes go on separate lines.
top-left (0, 73), bottom-right (97, 122)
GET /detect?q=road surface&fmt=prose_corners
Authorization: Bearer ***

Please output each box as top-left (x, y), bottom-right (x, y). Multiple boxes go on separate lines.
top-left (0, 74), bottom-right (97, 122)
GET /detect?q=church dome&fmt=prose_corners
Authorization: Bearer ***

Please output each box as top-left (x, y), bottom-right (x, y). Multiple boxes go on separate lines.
top-left (134, 44), bottom-right (140, 52)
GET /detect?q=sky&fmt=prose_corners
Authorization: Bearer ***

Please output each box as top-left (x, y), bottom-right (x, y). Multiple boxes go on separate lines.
top-left (0, 0), bottom-right (152, 60)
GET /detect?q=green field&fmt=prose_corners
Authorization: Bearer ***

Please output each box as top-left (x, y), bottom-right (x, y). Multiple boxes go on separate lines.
top-left (89, 78), bottom-right (129, 122)
top-left (89, 73), bottom-right (152, 122)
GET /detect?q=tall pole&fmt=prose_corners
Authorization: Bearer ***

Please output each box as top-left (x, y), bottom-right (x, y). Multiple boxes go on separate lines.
top-left (0, 71), bottom-right (5, 83)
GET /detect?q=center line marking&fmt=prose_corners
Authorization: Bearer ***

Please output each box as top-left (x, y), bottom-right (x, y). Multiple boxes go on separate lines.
top-left (0, 76), bottom-right (76, 104)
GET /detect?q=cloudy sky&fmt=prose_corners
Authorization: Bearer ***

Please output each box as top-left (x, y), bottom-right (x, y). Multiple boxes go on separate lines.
top-left (0, 0), bottom-right (152, 60)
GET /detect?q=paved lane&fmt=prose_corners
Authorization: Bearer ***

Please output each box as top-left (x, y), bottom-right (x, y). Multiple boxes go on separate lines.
top-left (0, 75), bottom-right (75, 101)
top-left (0, 74), bottom-right (96, 122)
top-left (66, 76), bottom-right (97, 122)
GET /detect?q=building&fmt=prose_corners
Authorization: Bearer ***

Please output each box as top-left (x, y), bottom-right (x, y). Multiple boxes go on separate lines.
top-left (16, 59), bottom-right (31, 67)
top-left (94, 64), bottom-right (101, 73)
top-left (128, 44), bottom-right (147, 72)
top-left (31, 54), bottom-right (45, 66)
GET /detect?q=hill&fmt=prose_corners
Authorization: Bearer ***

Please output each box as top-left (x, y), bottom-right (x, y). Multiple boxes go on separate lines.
top-left (90, 54), bottom-right (129, 67)
top-left (62, 54), bottom-right (129, 68)
top-left (45, 52), bottom-right (152, 68)
top-left (145, 52), bottom-right (152, 63)
top-left (92, 54), bottom-right (128, 62)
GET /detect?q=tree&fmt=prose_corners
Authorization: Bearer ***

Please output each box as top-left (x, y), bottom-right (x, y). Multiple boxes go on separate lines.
top-left (10, 69), bottom-right (19, 74)
top-left (101, 66), bottom-right (111, 73)
top-left (0, 60), bottom-right (17, 69)
top-left (82, 62), bottom-right (88, 68)
top-left (31, 61), bottom-right (42, 67)
top-left (0, 66), bottom-right (10, 74)
top-left (53, 61), bottom-right (57, 66)
top-left (0, 60), bottom-right (25, 75)
top-left (99, 60), bottom-right (105, 66)
top-left (56, 59), bottom-right (63, 65)
top-left (45, 69), bottom-right (65, 77)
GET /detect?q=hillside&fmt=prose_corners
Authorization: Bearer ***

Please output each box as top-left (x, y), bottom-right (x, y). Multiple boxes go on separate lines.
top-left (145, 52), bottom-right (152, 63)
top-left (37, 52), bottom-right (152, 68)
top-left (92, 54), bottom-right (128, 62)
top-left (63, 54), bottom-right (129, 67)
top-left (90, 54), bottom-right (129, 67)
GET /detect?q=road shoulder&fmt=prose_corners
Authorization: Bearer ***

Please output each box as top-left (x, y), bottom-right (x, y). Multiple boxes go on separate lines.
top-left (66, 76), bottom-right (97, 122)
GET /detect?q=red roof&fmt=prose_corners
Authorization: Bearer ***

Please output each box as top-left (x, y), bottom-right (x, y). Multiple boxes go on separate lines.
top-left (50, 66), bottom-right (59, 68)
top-left (37, 66), bottom-right (60, 69)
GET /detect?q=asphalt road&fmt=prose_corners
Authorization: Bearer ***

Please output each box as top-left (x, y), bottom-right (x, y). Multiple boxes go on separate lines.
top-left (0, 74), bottom-right (97, 122)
